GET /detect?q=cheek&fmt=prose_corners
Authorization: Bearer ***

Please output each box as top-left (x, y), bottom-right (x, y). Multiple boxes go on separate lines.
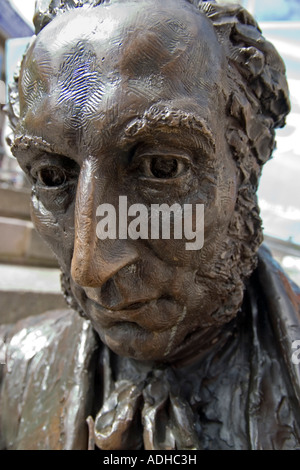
top-left (30, 193), bottom-right (75, 270)
top-left (139, 168), bottom-right (237, 268)
top-left (206, 160), bottom-right (238, 233)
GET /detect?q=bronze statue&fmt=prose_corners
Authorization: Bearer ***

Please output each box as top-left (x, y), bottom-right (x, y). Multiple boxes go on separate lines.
top-left (1, 0), bottom-right (300, 450)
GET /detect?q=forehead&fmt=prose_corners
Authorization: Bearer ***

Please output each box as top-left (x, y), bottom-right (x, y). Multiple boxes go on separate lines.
top-left (18, 0), bottom-right (225, 149)
top-left (28, 0), bottom-right (221, 62)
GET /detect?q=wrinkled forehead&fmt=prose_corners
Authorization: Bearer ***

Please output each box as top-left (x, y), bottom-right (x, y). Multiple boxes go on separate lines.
top-left (17, 0), bottom-right (226, 152)
top-left (20, 0), bottom-right (223, 103)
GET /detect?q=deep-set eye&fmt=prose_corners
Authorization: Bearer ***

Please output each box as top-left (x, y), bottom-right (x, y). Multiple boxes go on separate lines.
top-left (30, 156), bottom-right (80, 189)
top-left (150, 157), bottom-right (180, 178)
top-left (37, 167), bottom-right (67, 187)
top-left (141, 156), bottom-right (186, 179)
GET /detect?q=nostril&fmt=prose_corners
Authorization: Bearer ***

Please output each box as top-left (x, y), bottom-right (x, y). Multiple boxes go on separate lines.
top-left (100, 278), bottom-right (114, 294)
top-left (160, 295), bottom-right (173, 302)
top-left (122, 302), bottom-right (144, 310)
top-left (100, 278), bottom-right (122, 308)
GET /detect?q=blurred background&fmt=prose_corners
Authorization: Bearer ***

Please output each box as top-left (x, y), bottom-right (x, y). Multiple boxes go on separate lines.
top-left (0, 0), bottom-right (299, 324)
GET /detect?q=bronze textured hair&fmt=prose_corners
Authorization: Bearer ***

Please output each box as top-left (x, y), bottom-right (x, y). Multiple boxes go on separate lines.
top-left (197, 3), bottom-right (290, 284)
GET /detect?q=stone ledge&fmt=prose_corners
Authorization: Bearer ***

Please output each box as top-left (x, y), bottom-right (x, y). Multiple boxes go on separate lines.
top-left (0, 186), bottom-right (31, 220)
top-left (0, 216), bottom-right (58, 267)
top-left (0, 263), bottom-right (62, 292)
top-left (0, 263), bottom-right (67, 324)
top-left (0, 290), bottom-right (67, 324)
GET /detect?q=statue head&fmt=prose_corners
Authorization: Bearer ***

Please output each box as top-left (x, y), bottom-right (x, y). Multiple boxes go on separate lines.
top-left (8, 0), bottom-right (290, 363)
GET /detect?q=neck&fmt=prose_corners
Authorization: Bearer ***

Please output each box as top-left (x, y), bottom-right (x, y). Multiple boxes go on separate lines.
top-left (164, 313), bottom-right (239, 369)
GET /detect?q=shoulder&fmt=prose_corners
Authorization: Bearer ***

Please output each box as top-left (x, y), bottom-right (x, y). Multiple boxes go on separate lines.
top-left (1, 308), bottom-right (96, 358)
top-left (256, 244), bottom-right (300, 402)
top-left (258, 244), bottom-right (300, 304)
top-left (257, 244), bottom-right (300, 331)
top-left (0, 309), bottom-right (99, 450)
top-left (1, 308), bottom-right (96, 379)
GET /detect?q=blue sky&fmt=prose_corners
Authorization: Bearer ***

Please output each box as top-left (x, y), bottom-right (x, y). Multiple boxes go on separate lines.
top-left (250, 0), bottom-right (300, 21)
top-left (11, 0), bottom-right (300, 25)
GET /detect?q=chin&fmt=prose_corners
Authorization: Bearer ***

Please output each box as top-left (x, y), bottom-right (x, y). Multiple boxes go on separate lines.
top-left (95, 322), bottom-right (176, 362)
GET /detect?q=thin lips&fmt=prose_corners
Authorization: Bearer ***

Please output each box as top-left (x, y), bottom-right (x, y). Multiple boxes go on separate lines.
top-left (86, 296), bottom-right (156, 312)
top-left (85, 294), bottom-right (177, 332)
top-left (86, 296), bottom-right (156, 328)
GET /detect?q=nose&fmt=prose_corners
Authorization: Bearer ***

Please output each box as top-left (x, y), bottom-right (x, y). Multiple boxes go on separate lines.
top-left (71, 158), bottom-right (139, 288)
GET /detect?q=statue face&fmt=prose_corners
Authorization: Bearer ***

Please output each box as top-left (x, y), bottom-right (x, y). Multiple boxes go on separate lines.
top-left (14, 0), bottom-right (240, 362)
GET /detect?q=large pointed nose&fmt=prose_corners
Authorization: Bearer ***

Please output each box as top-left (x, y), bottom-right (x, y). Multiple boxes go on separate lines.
top-left (71, 158), bottom-right (139, 288)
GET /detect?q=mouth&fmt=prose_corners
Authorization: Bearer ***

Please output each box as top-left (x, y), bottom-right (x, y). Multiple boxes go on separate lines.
top-left (87, 296), bottom-right (156, 313)
top-left (74, 289), bottom-right (190, 361)
top-left (114, 301), bottom-right (150, 311)
top-left (83, 293), bottom-right (177, 332)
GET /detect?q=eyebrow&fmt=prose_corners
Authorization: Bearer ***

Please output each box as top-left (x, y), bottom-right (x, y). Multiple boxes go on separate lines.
top-left (123, 107), bottom-right (216, 153)
top-left (12, 135), bottom-right (55, 156)
top-left (12, 108), bottom-right (216, 157)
